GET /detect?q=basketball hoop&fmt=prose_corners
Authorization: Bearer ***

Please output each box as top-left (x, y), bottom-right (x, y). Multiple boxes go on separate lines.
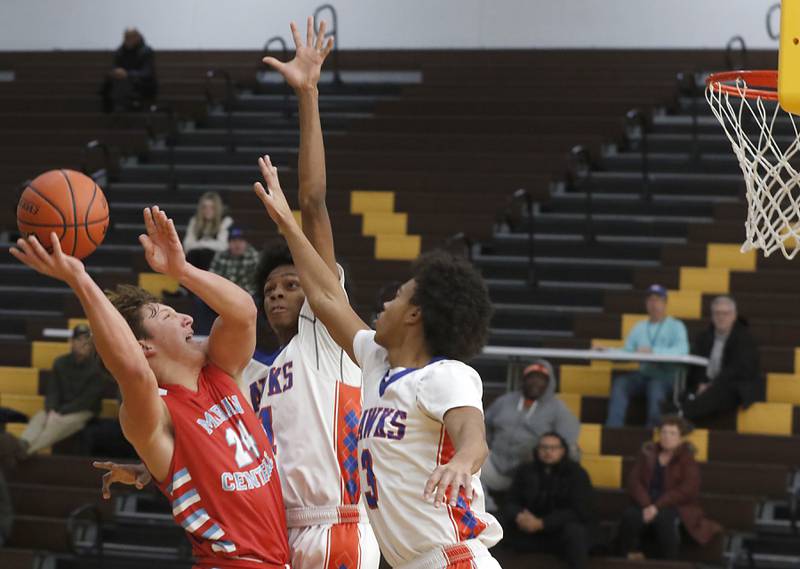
top-left (706, 70), bottom-right (800, 259)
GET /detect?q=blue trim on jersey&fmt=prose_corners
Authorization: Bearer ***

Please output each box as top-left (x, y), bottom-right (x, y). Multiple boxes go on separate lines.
top-left (379, 357), bottom-right (445, 397)
top-left (253, 347), bottom-right (284, 366)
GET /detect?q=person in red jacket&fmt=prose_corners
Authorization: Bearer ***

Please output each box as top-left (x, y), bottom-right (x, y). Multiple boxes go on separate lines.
top-left (619, 416), bottom-right (721, 560)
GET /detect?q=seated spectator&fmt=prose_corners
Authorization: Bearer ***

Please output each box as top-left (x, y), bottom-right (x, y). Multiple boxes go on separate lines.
top-left (182, 192), bottom-right (234, 271)
top-left (502, 432), bottom-right (596, 569)
top-left (680, 296), bottom-right (762, 421)
top-left (100, 28), bottom-right (157, 112)
top-left (194, 227), bottom-right (260, 334)
top-left (482, 360), bottom-right (580, 511)
top-left (619, 416), bottom-right (721, 560)
top-left (16, 325), bottom-right (109, 459)
top-left (606, 285), bottom-right (689, 428)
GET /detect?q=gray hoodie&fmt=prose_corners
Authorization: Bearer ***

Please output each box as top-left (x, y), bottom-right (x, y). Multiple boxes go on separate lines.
top-left (484, 359), bottom-right (581, 476)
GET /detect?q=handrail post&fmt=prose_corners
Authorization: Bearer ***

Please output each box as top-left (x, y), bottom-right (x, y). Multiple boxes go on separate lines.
top-left (725, 35), bottom-right (748, 70)
top-left (677, 72), bottom-right (700, 164)
top-left (569, 146), bottom-right (594, 244)
top-left (626, 109), bottom-right (650, 202)
top-left (206, 69), bottom-right (235, 151)
top-left (767, 2), bottom-right (782, 41)
top-left (314, 4), bottom-right (342, 85)
top-left (263, 36), bottom-right (292, 117)
top-left (513, 188), bottom-right (535, 286)
top-left (82, 140), bottom-right (112, 191)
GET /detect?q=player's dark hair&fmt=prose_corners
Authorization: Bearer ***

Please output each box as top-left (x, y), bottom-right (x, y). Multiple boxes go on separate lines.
top-left (256, 240), bottom-right (295, 307)
top-left (106, 284), bottom-right (159, 339)
top-left (410, 250), bottom-right (492, 361)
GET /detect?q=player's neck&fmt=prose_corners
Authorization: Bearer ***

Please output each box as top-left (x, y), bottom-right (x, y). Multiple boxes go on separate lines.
top-left (152, 355), bottom-right (204, 391)
top-left (387, 336), bottom-right (432, 370)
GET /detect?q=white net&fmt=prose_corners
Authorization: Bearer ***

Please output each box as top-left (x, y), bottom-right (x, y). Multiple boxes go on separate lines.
top-left (706, 76), bottom-right (800, 259)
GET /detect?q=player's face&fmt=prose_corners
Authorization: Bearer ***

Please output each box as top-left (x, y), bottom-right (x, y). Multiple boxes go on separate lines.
top-left (374, 279), bottom-right (417, 346)
top-left (140, 303), bottom-right (199, 358)
top-left (263, 265), bottom-right (305, 340)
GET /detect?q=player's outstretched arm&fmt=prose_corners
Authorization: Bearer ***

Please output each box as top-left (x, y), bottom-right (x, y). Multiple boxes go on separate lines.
top-left (139, 207), bottom-right (256, 379)
top-left (10, 234), bottom-right (165, 452)
top-left (93, 461), bottom-right (152, 499)
top-left (253, 156), bottom-right (367, 362)
top-left (424, 407), bottom-right (489, 508)
top-left (263, 18), bottom-right (336, 275)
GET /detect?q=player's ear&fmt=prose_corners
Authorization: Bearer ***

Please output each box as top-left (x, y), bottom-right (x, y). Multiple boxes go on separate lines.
top-left (405, 305), bottom-right (422, 326)
top-left (139, 339), bottom-right (156, 358)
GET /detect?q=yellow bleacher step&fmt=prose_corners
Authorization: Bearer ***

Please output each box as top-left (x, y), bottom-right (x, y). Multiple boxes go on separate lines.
top-left (581, 454), bottom-right (622, 488)
top-left (138, 273), bottom-right (180, 297)
top-left (5, 423), bottom-right (26, 438)
top-left (651, 427), bottom-right (709, 462)
top-left (621, 314), bottom-right (647, 340)
top-left (361, 212), bottom-right (408, 237)
top-left (351, 191), bottom-right (395, 214)
top-left (0, 394), bottom-right (44, 417)
top-left (67, 318), bottom-right (89, 330)
top-left (101, 399), bottom-right (120, 419)
top-left (665, 289), bottom-right (702, 319)
top-left (557, 393), bottom-right (581, 419)
top-left (0, 367), bottom-right (39, 396)
top-left (31, 341), bottom-right (70, 370)
top-left (560, 365), bottom-right (611, 396)
top-left (737, 402), bottom-right (793, 436)
top-left (707, 243), bottom-right (756, 271)
top-left (578, 424), bottom-right (602, 455)
top-left (767, 374), bottom-right (800, 404)
top-left (679, 267), bottom-right (729, 293)
top-left (375, 235), bottom-right (420, 261)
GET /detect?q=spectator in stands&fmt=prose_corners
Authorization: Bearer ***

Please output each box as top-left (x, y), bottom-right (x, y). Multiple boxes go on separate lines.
top-left (680, 295), bottom-right (762, 421)
top-left (606, 285), bottom-right (689, 428)
top-left (194, 227), bottom-right (260, 334)
top-left (502, 432), bottom-right (596, 569)
top-left (17, 325), bottom-right (110, 458)
top-left (482, 360), bottom-right (580, 512)
top-left (100, 28), bottom-right (157, 112)
top-left (619, 416), bottom-right (721, 560)
top-left (182, 192), bottom-right (234, 271)
top-left (0, 469), bottom-right (11, 547)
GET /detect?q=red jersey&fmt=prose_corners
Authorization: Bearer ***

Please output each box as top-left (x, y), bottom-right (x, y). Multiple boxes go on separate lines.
top-left (155, 363), bottom-right (290, 569)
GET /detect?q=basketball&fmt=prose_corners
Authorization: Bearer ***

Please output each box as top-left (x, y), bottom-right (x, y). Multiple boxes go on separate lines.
top-left (16, 169), bottom-right (109, 260)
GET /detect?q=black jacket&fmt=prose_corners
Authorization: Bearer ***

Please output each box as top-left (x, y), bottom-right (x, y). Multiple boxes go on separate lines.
top-left (503, 455), bottom-right (595, 532)
top-left (688, 319), bottom-right (762, 406)
top-left (112, 41), bottom-right (157, 97)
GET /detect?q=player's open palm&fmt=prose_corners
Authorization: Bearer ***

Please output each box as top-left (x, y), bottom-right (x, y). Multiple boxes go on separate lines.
top-left (424, 456), bottom-right (474, 509)
top-left (140, 206), bottom-right (187, 279)
top-left (254, 155), bottom-right (295, 228)
top-left (263, 17), bottom-right (333, 91)
top-left (10, 233), bottom-right (86, 285)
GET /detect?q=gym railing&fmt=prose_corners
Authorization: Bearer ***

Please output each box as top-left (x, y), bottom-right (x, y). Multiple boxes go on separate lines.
top-left (262, 36), bottom-right (292, 117)
top-left (676, 71), bottom-right (701, 164)
top-left (568, 145), bottom-right (595, 244)
top-left (725, 35), bottom-right (748, 71)
top-left (82, 140), bottom-right (112, 191)
top-left (496, 187), bottom-right (535, 286)
top-left (314, 3), bottom-right (342, 85)
top-left (205, 69), bottom-right (235, 151)
top-left (625, 108), bottom-right (650, 201)
top-left (145, 103), bottom-right (178, 190)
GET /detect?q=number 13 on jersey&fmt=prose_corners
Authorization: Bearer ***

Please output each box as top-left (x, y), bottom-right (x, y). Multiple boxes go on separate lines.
top-left (361, 449), bottom-right (379, 508)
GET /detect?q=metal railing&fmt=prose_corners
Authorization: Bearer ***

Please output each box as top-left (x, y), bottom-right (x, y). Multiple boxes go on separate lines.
top-left (568, 145), bottom-right (595, 244)
top-left (82, 140), bottom-right (112, 190)
top-left (676, 71), bottom-right (701, 163)
top-left (625, 108), bottom-right (650, 201)
top-left (145, 104), bottom-right (179, 190)
top-left (496, 188), bottom-right (535, 285)
top-left (767, 2), bottom-right (781, 41)
top-left (314, 4), bottom-right (342, 84)
top-left (205, 69), bottom-right (235, 151)
top-left (66, 503), bottom-right (103, 559)
top-left (262, 36), bottom-right (292, 116)
top-left (725, 35), bottom-right (748, 70)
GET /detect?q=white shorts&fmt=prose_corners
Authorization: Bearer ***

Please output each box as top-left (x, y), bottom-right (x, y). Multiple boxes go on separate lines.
top-left (288, 521), bottom-right (380, 569)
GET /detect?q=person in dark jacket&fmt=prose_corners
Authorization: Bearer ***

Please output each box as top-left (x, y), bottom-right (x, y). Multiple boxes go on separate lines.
top-left (0, 468), bottom-right (12, 547)
top-left (681, 296), bottom-right (762, 421)
top-left (619, 416), bottom-right (721, 560)
top-left (502, 432), bottom-right (595, 569)
top-left (100, 28), bottom-right (157, 112)
top-left (15, 325), bottom-right (110, 457)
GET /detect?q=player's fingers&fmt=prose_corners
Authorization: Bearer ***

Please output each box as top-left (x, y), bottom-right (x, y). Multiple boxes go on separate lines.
top-left (253, 182), bottom-right (271, 208)
top-left (27, 235), bottom-right (53, 265)
top-left (92, 461), bottom-right (114, 471)
top-left (290, 21), bottom-right (302, 48)
top-left (423, 467), bottom-right (442, 500)
top-left (323, 37), bottom-right (334, 57)
top-left (101, 471), bottom-right (113, 500)
top-left (166, 219), bottom-right (181, 245)
top-left (316, 20), bottom-right (327, 50)
top-left (434, 470), bottom-right (453, 508)
top-left (138, 234), bottom-right (154, 257)
top-left (306, 16), bottom-right (314, 47)
top-left (261, 155), bottom-right (282, 192)
top-left (262, 57), bottom-right (285, 71)
top-left (49, 232), bottom-right (65, 257)
top-left (463, 473), bottom-right (474, 505)
top-left (143, 207), bottom-right (157, 236)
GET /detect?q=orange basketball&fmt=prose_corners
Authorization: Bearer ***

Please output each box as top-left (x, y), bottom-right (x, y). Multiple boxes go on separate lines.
top-left (17, 169), bottom-right (109, 260)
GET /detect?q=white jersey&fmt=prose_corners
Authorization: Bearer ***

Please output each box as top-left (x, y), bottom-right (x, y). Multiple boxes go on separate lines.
top-left (353, 330), bottom-right (502, 568)
top-left (241, 268), bottom-right (367, 527)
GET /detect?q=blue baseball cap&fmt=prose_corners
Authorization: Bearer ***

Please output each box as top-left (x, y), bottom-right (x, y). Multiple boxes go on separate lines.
top-left (228, 227), bottom-right (245, 240)
top-left (646, 284), bottom-right (668, 299)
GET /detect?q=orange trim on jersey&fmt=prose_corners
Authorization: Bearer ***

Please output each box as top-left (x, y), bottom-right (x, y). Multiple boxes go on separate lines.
top-left (437, 428), bottom-right (488, 543)
top-left (335, 383), bottom-right (362, 505)
top-left (326, 522), bottom-right (362, 569)
top-left (443, 543), bottom-right (475, 568)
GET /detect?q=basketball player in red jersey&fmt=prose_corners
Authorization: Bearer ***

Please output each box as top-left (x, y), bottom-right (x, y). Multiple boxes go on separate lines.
top-left (10, 209), bottom-right (290, 569)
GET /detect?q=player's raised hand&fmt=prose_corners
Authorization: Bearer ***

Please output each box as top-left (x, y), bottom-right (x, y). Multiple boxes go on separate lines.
top-left (139, 206), bottom-right (187, 279)
top-left (254, 155), bottom-right (296, 229)
top-left (10, 233), bottom-right (86, 285)
top-left (93, 461), bottom-right (152, 500)
top-left (263, 17), bottom-right (333, 92)
top-left (424, 456), bottom-right (474, 509)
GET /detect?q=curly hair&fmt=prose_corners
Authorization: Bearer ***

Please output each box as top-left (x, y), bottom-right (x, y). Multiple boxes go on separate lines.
top-left (255, 240), bottom-right (295, 306)
top-left (660, 415), bottom-right (693, 436)
top-left (410, 250), bottom-right (492, 361)
top-left (106, 284), bottom-right (159, 339)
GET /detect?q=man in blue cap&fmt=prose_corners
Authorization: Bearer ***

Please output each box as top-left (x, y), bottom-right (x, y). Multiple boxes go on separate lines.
top-left (606, 285), bottom-right (689, 428)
